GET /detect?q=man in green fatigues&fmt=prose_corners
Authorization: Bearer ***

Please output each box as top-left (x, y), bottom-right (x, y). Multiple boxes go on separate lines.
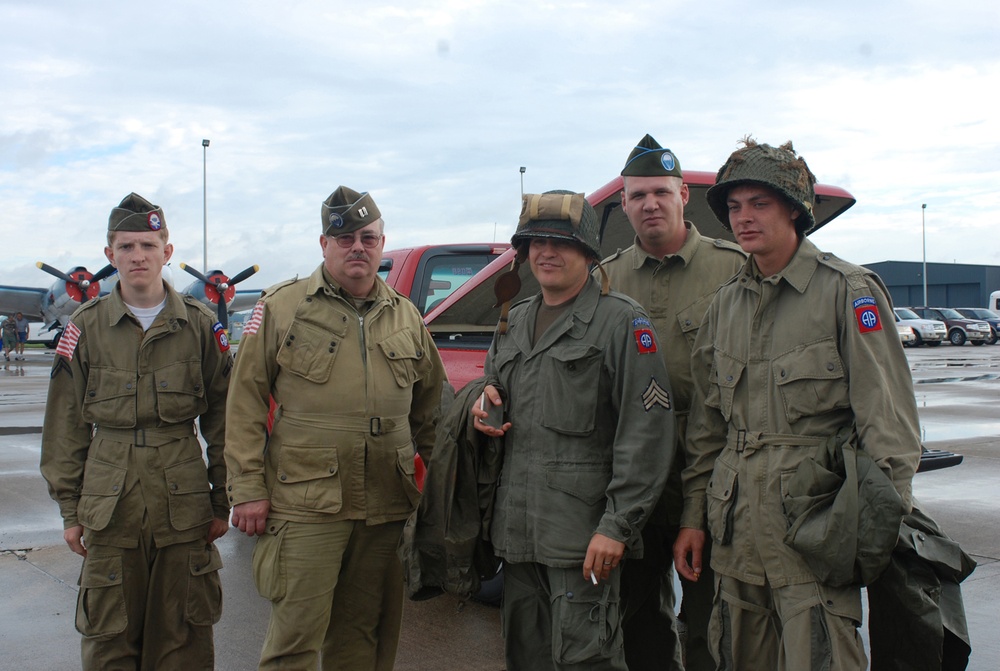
top-left (225, 186), bottom-right (446, 670)
top-left (674, 140), bottom-right (922, 669)
top-left (40, 193), bottom-right (232, 670)
top-left (473, 191), bottom-right (675, 670)
top-left (601, 134), bottom-right (745, 671)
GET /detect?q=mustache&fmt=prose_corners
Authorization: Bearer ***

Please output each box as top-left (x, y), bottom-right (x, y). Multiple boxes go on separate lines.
top-left (347, 252), bottom-right (368, 261)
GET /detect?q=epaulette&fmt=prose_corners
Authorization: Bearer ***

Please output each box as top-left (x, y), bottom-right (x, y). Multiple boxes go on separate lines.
top-left (710, 237), bottom-right (746, 254)
top-left (260, 277), bottom-right (299, 300)
top-left (601, 248), bottom-right (627, 264)
top-left (815, 252), bottom-right (873, 292)
top-left (181, 294), bottom-right (220, 320)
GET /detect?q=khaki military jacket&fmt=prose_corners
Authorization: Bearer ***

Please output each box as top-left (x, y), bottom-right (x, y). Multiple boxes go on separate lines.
top-left (484, 277), bottom-right (675, 568)
top-left (683, 238), bottom-right (921, 587)
top-left (40, 284), bottom-right (232, 548)
top-left (225, 265), bottom-right (446, 525)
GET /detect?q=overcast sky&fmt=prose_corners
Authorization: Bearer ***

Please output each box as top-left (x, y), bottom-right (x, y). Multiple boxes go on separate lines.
top-left (2, 0), bottom-right (998, 291)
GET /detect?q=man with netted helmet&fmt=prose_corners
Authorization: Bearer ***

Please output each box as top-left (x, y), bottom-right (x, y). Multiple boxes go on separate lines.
top-left (40, 193), bottom-right (233, 669)
top-left (601, 134), bottom-right (745, 671)
top-left (673, 139), bottom-right (921, 669)
top-left (472, 190), bottom-right (676, 670)
top-left (225, 186), bottom-right (446, 670)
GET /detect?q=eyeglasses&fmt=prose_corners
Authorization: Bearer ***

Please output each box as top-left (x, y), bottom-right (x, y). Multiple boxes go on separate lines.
top-left (330, 233), bottom-right (383, 249)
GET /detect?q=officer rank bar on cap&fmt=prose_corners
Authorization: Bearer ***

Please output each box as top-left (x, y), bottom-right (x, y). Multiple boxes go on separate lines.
top-left (621, 134), bottom-right (683, 178)
top-left (321, 186), bottom-right (382, 236)
top-left (109, 192), bottom-right (166, 232)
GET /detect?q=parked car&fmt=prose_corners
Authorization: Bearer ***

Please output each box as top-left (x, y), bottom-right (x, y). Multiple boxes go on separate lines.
top-left (955, 308), bottom-right (1000, 345)
top-left (908, 307), bottom-right (991, 346)
top-left (26, 322), bottom-right (59, 348)
top-left (894, 316), bottom-right (916, 345)
top-left (893, 308), bottom-right (946, 347)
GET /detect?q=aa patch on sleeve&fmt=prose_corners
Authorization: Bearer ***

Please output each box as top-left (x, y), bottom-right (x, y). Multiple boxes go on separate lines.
top-left (634, 328), bottom-right (658, 354)
top-left (55, 321), bottom-right (81, 360)
top-left (642, 378), bottom-right (671, 411)
top-left (853, 296), bottom-right (882, 334)
top-left (243, 301), bottom-right (265, 337)
top-left (212, 322), bottom-right (230, 352)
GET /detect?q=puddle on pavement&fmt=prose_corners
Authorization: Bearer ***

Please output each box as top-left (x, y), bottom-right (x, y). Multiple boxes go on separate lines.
top-left (915, 373), bottom-right (1000, 384)
top-left (920, 421), bottom-right (1000, 442)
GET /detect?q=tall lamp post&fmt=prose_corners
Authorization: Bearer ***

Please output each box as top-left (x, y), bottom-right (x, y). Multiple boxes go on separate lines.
top-left (202, 139), bottom-right (210, 272)
top-left (921, 203), bottom-right (927, 306)
top-left (519, 166), bottom-right (526, 197)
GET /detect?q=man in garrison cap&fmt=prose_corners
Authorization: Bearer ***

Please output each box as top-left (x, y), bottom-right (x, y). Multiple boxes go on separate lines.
top-left (225, 185), bottom-right (446, 670)
top-left (472, 190), bottom-right (675, 670)
top-left (600, 134), bottom-right (745, 671)
top-left (40, 192), bottom-right (233, 669)
top-left (674, 139), bottom-right (921, 668)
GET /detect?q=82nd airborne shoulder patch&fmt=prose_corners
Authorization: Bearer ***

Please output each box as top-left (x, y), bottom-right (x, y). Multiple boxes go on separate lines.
top-left (853, 296), bottom-right (882, 334)
top-left (632, 317), bottom-right (658, 354)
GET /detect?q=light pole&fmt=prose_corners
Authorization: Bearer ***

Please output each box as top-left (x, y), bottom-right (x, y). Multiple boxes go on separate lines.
top-left (519, 166), bottom-right (526, 198)
top-left (202, 139), bottom-right (210, 272)
top-left (921, 203), bottom-right (927, 305)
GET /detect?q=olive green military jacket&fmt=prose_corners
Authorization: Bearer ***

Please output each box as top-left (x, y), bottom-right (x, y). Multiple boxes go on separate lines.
top-left (225, 265), bottom-right (446, 525)
top-left (683, 238), bottom-right (921, 587)
top-left (601, 223), bottom-right (744, 415)
top-left (484, 277), bottom-right (675, 568)
top-left (40, 285), bottom-right (232, 548)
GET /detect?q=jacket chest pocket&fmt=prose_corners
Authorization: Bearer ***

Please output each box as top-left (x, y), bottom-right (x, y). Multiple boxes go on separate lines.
top-left (773, 338), bottom-right (850, 424)
top-left (154, 361), bottom-right (207, 423)
top-left (378, 330), bottom-right (426, 388)
top-left (708, 352), bottom-right (744, 423)
top-left (276, 319), bottom-right (345, 384)
top-left (541, 344), bottom-right (602, 436)
top-left (83, 367), bottom-right (137, 426)
top-left (676, 293), bottom-right (714, 348)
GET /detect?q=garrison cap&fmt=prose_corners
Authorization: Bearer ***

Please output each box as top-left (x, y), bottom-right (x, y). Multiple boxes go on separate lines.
top-left (621, 134), bottom-right (683, 178)
top-left (321, 186), bottom-right (381, 235)
top-left (108, 193), bottom-right (166, 233)
top-left (511, 190), bottom-right (601, 259)
top-left (707, 138), bottom-right (817, 234)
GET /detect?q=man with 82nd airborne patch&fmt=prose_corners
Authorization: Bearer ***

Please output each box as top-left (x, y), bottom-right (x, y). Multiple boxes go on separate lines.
top-left (472, 190), bottom-right (676, 670)
top-left (673, 139), bottom-right (922, 669)
top-left (40, 193), bottom-right (233, 670)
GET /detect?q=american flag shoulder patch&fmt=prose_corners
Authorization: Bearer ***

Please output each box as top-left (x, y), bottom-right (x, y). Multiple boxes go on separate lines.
top-left (244, 301), bottom-right (265, 336)
top-left (56, 321), bottom-right (81, 360)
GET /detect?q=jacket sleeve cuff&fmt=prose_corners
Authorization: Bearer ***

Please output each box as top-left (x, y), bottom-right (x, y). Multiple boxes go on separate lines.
top-left (226, 475), bottom-right (269, 507)
top-left (679, 496), bottom-right (707, 530)
top-left (595, 512), bottom-right (638, 547)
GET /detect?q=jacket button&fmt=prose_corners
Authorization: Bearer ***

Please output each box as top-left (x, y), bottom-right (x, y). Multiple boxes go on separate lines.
top-left (160, 381), bottom-right (168, 388)
top-left (126, 383), bottom-right (133, 390)
top-left (286, 341), bottom-right (293, 347)
top-left (194, 564), bottom-right (202, 572)
top-left (280, 474), bottom-right (287, 481)
top-left (330, 342), bottom-right (336, 347)
top-left (623, 529), bottom-right (631, 538)
top-left (684, 319), bottom-right (692, 326)
top-left (194, 384), bottom-right (202, 391)
top-left (171, 483), bottom-right (178, 490)
top-left (568, 363), bottom-right (576, 371)
top-left (827, 363), bottom-right (835, 371)
top-left (780, 370), bottom-right (786, 377)
top-left (566, 591), bottom-right (574, 599)
top-left (290, 335), bottom-right (295, 340)
top-left (112, 485), bottom-right (119, 492)
top-left (328, 347), bottom-right (335, 353)
top-left (88, 391), bottom-right (96, 397)
top-left (726, 375), bottom-right (733, 382)
top-left (306, 297), bottom-right (312, 302)
top-left (269, 526), bottom-right (276, 532)
top-left (227, 485), bottom-right (232, 491)
top-left (329, 466), bottom-right (336, 473)
top-left (109, 573), bottom-right (117, 580)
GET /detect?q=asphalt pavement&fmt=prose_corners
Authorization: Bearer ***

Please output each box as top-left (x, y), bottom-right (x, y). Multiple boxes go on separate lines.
top-left (1, 344), bottom-right (998, 670)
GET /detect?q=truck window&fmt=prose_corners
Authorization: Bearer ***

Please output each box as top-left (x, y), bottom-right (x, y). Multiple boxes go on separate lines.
top-left (419, 254), bottom-right (494, 315)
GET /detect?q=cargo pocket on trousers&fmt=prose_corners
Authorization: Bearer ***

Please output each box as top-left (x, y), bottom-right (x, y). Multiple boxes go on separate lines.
top-left (550, 570), bottom-right (622, 665)
top-left (76, 555), bottom-right (128, 639)
top-left (706, 460), bottom-right (739, 546)
top-left (252, 519), bottom-right (289, 601)
top-left (186, 543), bottom-right (224, 626)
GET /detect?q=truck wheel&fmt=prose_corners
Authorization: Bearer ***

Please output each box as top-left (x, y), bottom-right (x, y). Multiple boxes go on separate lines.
top-left (949, 330), bottom-right (966, 346)
top-left (971, 340), bottom-right (985, 346)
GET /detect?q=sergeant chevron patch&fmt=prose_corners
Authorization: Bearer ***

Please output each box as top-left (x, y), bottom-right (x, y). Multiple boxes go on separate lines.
top-left (642, 378), bottom-right (671, 411)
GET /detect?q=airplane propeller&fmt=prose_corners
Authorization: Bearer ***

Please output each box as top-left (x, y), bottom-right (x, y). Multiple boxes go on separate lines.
top-left (36, 262), bottom-right (116, 303)
top-left (179, 263), bottom-right (260, 330)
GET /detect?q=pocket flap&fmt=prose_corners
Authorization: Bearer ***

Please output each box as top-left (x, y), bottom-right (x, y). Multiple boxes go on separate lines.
top-left (277, 445), bottom-right (339, 484)
top-left (189, 544), bottom-right (224, 577)
top-left (396, 445), bottom-right (416, 476)
top-left (706, 464), bottom-right (738, 503)
top-left (80, 555), bottom-right (124, 588)
top-left (81, 460), bottom-right (127, 497)
top-left (165, 457), bottom-right (211, 496)
top-left (545, 468), bottom-right (609, 506)
top-left (773, 337), bottom-right (844, 386)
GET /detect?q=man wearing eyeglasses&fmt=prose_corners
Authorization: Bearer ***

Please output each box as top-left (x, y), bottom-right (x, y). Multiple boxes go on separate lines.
top-left (225, 186), bottom-right (446, 670)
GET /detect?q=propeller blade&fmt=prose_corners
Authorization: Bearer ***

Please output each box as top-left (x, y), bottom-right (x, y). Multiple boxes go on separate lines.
top-left (228, 265), bottom-right (260, 287)
top-left (36, 262), bottom-right (74, 283)
top-left (179, 263), bottom-right (213, 284)
top-left (217, 296), bottom-right (228, 330)
top-left (91, 264), bottom-right (117, 283)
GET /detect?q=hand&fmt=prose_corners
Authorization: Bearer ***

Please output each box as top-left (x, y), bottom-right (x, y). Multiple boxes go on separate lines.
top-left (673, 527), bottom-right (705, 582)
top-left (231, 499), bottom-right (271, 537)
top-left (64, 525), bottom-right (87, 558)
top-left (583, 533), bottom-right (625, 584)
top-left (206, 517), bottom-right (230, 543)
top-left (471, 385), bottom-right (511, 437)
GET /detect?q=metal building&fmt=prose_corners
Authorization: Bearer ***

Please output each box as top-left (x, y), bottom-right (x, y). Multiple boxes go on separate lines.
top-left (864, 261), bottom-right (1000, 308)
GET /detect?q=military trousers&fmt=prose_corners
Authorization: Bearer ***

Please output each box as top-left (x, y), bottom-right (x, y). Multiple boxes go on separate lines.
top-left (76, 531), bottom-right (222, 671)
top-left (252, 518), bottom-right (406, 671)
top-left (710, 575), bottom-right (867, 671)
top-left (502, 561), bottom-right (626, 671)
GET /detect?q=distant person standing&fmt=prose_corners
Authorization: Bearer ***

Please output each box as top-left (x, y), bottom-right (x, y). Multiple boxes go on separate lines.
top-left (2, 315), bottom-right (16, 361)
top-left (225, 186), bottom-right (446, 670)
top-left (14, 311), bottom-right (29, 359)
top-left (601, 134), bottom-right (745, 671)
top-left (40, 193), bottom-right (233, 670)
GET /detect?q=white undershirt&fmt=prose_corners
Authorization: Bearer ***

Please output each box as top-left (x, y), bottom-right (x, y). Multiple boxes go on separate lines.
top-left (126, 298), bottom-right (167, 331)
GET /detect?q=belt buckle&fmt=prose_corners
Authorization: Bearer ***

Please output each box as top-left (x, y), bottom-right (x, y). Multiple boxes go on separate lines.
top-left (736, 429), bottom-right (746, 453)
top-left (370, 417), bottom-right (382, 436)
top-left (134, 428), bottom-right (147, 447)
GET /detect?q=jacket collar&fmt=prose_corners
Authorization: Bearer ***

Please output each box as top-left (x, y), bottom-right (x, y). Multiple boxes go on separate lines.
top-left (105, 282), bottom-right (188, 327)
top-left (628, 221), bottom-right (702, 270)
top-left (511, 275), bottom-right (601, 355)
top-left (739, 236), bottom-right (819, 295)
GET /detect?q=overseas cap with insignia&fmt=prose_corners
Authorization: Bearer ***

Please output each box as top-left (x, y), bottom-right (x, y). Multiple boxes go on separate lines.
top-left (621, 134), bottom-right (683, 178)
top-left (321, 186), bottom-right (382, 235)
top-left (707, 138), bottom-right (817, 234)
top-left (109, 192), bottom-right (166, 233)
top-left (511, 190), bottom-right (601, 259)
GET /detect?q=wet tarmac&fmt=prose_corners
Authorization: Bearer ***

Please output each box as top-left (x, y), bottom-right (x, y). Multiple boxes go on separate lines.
top-left (1, 344), bottom-right (998, 669)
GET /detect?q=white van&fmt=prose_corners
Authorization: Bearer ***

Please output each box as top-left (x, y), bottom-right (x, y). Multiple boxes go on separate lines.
top-left (989, 290), bottom-right (1000, 311)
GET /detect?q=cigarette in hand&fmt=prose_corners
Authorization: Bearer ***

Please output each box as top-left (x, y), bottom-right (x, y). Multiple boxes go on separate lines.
top-left (590, 570), bottom-right (598, 585)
